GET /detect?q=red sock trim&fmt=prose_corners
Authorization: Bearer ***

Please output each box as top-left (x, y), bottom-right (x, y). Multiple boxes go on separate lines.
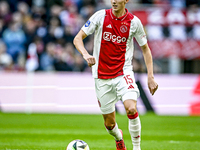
top-left (105, 123), bottom-right (116, 130)
top-left (127, 112), bottom-right (138, 119)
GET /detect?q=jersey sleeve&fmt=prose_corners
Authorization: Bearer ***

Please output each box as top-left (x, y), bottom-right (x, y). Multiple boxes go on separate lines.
top-left (81, 10), bottom-right (105, 36)
top-left (134, 16), bottom-right (147, 46)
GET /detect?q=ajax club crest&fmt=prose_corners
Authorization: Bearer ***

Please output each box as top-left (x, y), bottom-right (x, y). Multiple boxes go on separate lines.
top-left (120, 25), bottom-right (128, 33)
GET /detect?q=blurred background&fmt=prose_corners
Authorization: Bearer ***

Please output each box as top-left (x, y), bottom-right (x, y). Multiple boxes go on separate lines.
top-left (0, 0), bottom-right (200, 116)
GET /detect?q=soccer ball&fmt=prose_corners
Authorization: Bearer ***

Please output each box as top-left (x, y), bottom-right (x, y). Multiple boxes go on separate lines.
top-left (66, 140), bottom-right (90, 150)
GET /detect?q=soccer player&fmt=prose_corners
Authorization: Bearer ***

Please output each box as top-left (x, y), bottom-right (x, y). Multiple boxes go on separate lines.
top-left (73, 0), bottom-right (158, 150)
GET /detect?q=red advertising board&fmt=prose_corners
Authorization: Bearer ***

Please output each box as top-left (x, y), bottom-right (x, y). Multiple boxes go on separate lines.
top-left (133, 8), bottom-right (200, 59)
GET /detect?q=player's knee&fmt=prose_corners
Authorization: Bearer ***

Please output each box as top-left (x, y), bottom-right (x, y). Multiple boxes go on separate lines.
top-left (126, 107), bottom-right (137, 115)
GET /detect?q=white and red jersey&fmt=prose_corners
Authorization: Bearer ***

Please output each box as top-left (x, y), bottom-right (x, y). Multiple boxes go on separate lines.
top-left (82, 8), bottom-right (147, 79)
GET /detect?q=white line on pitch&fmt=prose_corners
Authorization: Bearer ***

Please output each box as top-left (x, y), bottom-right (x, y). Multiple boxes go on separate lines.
top-left (1, 103), bottom-right (190, 108)
top-left (0, 86), bottom-right (194, 90)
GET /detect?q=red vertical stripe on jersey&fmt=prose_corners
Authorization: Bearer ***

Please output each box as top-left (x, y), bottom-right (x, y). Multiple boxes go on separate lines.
top-left (97, 9), bottom-right (134, 79)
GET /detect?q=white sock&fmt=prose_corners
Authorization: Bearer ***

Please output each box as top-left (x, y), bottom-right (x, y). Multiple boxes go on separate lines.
top-left (128, 114), bottom-right (141, 150)
top-left (106, 123), bottom-right (122, 141)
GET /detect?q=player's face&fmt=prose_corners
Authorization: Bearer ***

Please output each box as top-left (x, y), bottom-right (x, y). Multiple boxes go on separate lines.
top-left (110, 0), bottom-right (129, 12)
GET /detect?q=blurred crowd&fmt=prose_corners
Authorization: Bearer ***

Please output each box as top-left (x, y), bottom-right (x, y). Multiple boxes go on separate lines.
top-left (0, 0), bottom-right (96, 72)
top-left (0, 0), bottom-right (199, 73)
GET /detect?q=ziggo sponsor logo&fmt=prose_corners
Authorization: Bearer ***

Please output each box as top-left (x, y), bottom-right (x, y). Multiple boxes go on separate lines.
top-left (103, 32), bottom-right (127, 43)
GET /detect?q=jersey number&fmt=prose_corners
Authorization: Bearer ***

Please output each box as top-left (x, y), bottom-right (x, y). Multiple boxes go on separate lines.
top-left (124, 75), bottom-right (133, 84)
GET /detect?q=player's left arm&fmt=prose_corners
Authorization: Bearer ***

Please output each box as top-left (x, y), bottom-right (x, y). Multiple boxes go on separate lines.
top-left (140, 43), bottom-right (158, 95)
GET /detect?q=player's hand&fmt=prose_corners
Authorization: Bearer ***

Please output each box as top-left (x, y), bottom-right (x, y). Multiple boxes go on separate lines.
top-left (83, 53), bottom-right (96, 67)
top-left (148, 76), bottom-right (158, 95)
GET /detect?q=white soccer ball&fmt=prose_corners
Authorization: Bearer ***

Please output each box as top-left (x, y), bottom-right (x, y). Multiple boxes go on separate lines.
top-left (66, 140), bottom-right (90, 150)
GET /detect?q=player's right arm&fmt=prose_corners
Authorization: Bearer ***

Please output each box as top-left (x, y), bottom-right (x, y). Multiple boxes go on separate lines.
top-left (73, 30), bottom-right (96, 67)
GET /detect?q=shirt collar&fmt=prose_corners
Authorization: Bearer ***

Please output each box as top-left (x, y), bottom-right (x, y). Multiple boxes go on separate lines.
top-left (110, 8), bottom-right (129, 21)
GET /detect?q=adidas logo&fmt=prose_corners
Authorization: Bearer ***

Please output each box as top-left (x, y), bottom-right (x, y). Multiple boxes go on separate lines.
top-left (106, 24), bottom-right (112, 28)
top-left (128, 85), bottom-right (134, 89)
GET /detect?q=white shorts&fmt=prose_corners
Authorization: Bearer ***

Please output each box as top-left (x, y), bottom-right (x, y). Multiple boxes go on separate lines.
top-left (94, 71), bottom-right (140, 114)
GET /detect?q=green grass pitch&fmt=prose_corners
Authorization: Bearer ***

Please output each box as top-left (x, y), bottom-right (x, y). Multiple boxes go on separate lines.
top-left (0, 112), bottom-right (200, 150)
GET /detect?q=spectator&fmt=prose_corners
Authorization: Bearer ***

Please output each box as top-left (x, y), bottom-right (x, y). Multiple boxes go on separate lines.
top-left (46, 16), bottom-right (64, 42)
top-left (0, 1), bottom-right (12, 26)
top-left (32, 0), bottom-right (45, 7)
top-left (80, 5), bottom-right (95, 20)
top-left (25, 42), bottom-right (39, 71)
top-left (12, 11), bottom-right (23, 24)
top-left (2, 22), bottom-right (26, 63)
top-left (63, 42), bottom-right (75, 67)
top-left (59, 2), bottom-right (84, 35)
top-left (0, 40), bottom-right (13, 70)
top-left (53, 44), bottom-right (73, 71)
top-left (24, 19), bottom-right (37, 49)
top-left (63, 25), bottom-right (75, 43)
top-left (40, 42), bottom-right (56, 71)
top-left (17, 1), bottom-right (32, 24)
